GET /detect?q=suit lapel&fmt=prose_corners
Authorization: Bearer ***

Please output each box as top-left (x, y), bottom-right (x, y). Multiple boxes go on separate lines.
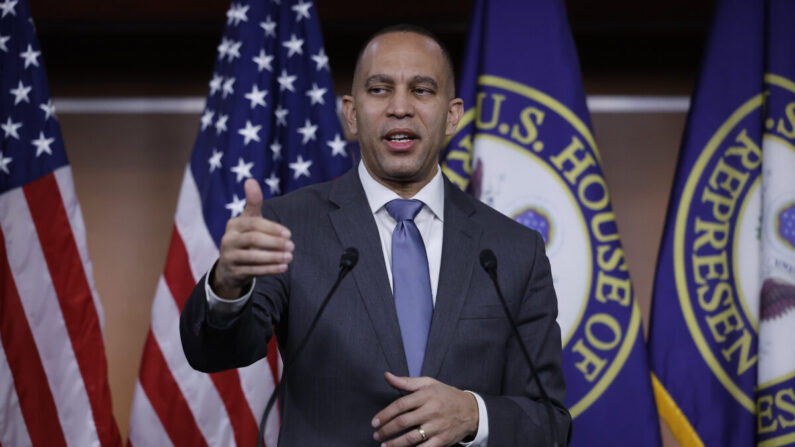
top-left (327, 169), bottom-right (410, 376)
top-left (421, 179), bottom-right (482, 378)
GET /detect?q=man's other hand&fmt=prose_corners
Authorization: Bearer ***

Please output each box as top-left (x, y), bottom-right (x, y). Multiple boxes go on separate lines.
top-left (372, 372), bottom-right (479, 446)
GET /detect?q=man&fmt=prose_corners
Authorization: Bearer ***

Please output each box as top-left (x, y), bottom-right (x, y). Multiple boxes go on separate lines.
top-left (181, 25), bottom-right (570, 446)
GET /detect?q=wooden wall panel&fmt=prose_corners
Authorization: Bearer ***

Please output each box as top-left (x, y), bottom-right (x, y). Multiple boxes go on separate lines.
top-left (61, 113), bottom-right (195, 439)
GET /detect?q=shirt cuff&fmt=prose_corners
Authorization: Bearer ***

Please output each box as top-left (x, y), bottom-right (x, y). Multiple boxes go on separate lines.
top-left (204, 264), bottom-right (255, 323)
top-left (460, 391), bottom-right (488, 447)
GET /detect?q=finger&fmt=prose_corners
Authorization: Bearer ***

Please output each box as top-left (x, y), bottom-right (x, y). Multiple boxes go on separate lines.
top-left (230, 264), bottom-right (289, 277)
top-left (379, 422), bottom-right (435, 447)
top-left (224, 248), bottom-right (293, 266)
top-left (213, 260), bottom-right (288, 295)
top-left (384, 371), bottom-right (432, 393)
top-left (241, 179), bottom-right (264, 218)
top-left (373, 405), bottom-right (428, 444)
top-left (227, 231), bottom-right (294, 252)
top-left (222, 228), bottom-right (293, 257)
top-left (228, 216), bottom-right (292, 239)
top-left (372, 391), bottom-right (423, 429)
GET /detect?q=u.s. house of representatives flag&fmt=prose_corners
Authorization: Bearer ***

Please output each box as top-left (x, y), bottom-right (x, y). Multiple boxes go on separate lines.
top-left (442, 0), bottom-right (661, 445)
top-left (127, 1), bottom-right (350, 446)
top-left (649, 0), bottom-right (795, 445)
top-left (0, 0), bottom-right (122, 446)
top-left (758, 1), bottom-right (795, 445)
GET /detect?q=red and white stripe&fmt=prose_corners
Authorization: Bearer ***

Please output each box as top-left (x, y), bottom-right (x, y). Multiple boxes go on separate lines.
top-left (0, 167), bottom-right (121, 447)
top-left (128, 167), bottom-right (281, 447)
top-left (0, 333), bottom-right (34, 447)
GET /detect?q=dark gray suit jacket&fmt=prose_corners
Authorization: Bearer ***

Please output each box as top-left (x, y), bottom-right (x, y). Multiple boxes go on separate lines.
top-left (180, 168), bottom-right (570, 446)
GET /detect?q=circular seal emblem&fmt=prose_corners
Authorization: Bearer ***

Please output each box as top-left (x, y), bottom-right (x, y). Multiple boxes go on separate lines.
top-left (672, 90), bottom-right (764, 414)
top-left (443, 75), bottom-right (641, 418)
top-left (673, 74), bottom-right (795, 421)
top-left (756, 75), bottom-right (795, 444)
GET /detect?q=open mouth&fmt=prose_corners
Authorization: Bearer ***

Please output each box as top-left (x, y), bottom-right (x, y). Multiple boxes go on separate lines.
top-left (384, 129), bottom-right (418, 150)
top-left (387, 134), bottom-right (414, 142)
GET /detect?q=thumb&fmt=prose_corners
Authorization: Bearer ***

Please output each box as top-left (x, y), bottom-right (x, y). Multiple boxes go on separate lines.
top-left (384, 371), bottom-right (425, 392)
top-left (241, 178), bottom-right (263, 218)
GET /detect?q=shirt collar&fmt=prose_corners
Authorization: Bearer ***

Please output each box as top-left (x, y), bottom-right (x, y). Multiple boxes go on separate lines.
top-left (357, 161), bottom-right (445, 221)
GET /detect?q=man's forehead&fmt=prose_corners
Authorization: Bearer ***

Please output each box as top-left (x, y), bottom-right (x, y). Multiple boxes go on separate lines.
top-left (351, 29), bottom-right (455, 96)
top-left (364, 34), bottom-right (443, 70)
top-left (357, 32), bottom-right (447, 80)
top-left (364, 32), bottom-right (441, 58)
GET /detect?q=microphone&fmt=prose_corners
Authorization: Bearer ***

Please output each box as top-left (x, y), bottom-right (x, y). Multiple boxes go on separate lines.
top-left (479, 249), bottom-right (497, 272)
top-left (479, 249), bottom-right (566, 447)
top-left (339, 246), bottom-right (359, 274)
top-left (257, 247), bottom-right (359, 447)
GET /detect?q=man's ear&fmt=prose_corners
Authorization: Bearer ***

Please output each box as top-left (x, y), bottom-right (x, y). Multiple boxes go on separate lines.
top-left (341, 95), bottom-right (358, 136)
top-left (445, 98), bottom-right (464, 136)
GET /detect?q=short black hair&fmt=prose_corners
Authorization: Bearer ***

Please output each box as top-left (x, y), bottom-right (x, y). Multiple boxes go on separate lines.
top-left (353, 24), bottom-right (456, 96)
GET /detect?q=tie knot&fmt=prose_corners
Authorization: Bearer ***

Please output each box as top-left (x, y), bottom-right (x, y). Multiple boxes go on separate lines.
top-left (385, 199), bottom-right (424, 222)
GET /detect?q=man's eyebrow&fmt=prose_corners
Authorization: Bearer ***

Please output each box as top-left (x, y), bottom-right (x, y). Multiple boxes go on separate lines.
top-left (364, 74), bottom-right (393, 87)
top-left (411, 76), bottom-right (439, 90)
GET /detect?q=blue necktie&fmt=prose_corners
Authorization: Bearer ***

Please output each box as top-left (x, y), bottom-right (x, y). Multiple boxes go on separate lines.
top-left (385, 199), bottom-right (434, 377)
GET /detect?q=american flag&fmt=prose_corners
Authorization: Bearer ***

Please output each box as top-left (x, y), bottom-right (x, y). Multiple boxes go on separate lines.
top-left (127, 0), bottom-right (351, 445)
top-left (0, 0), bottom-right (122, 446)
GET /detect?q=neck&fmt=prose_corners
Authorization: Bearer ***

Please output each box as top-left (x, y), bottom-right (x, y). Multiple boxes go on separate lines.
top-left (364, 164), bottom-right (437, 199)
top-left (382, 178), bottom-right (432, 199)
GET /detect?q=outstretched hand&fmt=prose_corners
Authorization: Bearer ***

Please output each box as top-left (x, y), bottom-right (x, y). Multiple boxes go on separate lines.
top-left (372, 372), bottom-right (479, 446)
top-left (212, 179), bottom-right (294, 299)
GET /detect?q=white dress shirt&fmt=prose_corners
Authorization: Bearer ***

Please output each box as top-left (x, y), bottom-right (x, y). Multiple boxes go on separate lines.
top-left (206, 162), bottom-right (488, 446)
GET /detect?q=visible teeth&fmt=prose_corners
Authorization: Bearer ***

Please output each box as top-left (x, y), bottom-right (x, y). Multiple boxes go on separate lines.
top-left (388, 134), bottom-right (412, 142)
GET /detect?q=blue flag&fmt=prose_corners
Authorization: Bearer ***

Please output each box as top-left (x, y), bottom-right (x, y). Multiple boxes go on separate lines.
top-left (442, 0), bottom-right (662, 445)
top-left (649, 0), bottom-right (795, 445)
top-left (758, 1), bottom-right (795, 445)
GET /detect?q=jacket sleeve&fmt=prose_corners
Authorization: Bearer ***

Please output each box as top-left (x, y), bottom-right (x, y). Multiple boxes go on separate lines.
top-left (180, 206), bottom-right (290, 374)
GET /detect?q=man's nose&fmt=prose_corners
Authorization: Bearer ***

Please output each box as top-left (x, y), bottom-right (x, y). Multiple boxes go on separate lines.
top-left (386, 90), bottom-right (414, 118)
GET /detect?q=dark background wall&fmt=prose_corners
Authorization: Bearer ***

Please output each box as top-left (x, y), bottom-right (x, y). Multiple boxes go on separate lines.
top-left (32, 0), bottom-right (713, 96)
top-left (27, 1), bottom-right (716, 444)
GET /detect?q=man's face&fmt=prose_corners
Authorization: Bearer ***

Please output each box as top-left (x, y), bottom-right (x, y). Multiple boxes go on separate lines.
top-left (342, 32), bottom-right (463, 194)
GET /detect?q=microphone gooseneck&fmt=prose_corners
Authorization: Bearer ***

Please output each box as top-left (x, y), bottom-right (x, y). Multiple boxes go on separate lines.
top-left (479, 248), bottom-right (564, 447)
top-left (257, 247), bottom-right (359, 447)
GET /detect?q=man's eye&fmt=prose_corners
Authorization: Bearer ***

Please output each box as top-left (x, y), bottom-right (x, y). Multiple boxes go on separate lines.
top-left (369, 87), bottom-right (386, 94)
top-left (414, 88), bottom-right (433, 95)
